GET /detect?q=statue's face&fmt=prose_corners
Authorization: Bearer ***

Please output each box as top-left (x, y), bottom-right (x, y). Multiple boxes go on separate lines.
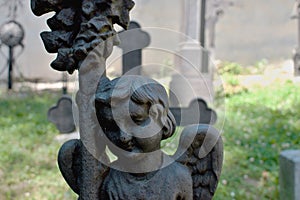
top-left (99, 97), bottom-right (163, 157)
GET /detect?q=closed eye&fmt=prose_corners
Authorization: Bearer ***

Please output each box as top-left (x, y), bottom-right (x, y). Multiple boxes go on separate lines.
top-left (131, 115), bottom-right (150, 126)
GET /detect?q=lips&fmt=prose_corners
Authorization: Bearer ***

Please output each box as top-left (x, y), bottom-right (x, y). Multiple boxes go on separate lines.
top-left (120, 140), bottom-right (134, 151)
top-left (122, 143), bottom-right (143, 154)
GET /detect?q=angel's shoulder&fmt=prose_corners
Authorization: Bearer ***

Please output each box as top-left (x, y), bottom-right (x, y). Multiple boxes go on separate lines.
top-left (165, 162), bottom-right (192, 183)
top-left (169, 161), bottom-right (190, 174)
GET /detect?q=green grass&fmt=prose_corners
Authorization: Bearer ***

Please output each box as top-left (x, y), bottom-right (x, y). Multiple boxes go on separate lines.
top-left (1, 80), bottom-right (300, 199)
top-left (214, 81), bottom-right (300, 200)
top-left (0, 91), bottom-right (77, 200)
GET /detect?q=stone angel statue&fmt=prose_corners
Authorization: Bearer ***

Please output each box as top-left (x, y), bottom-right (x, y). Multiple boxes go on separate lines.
top-left (58, 75), bottom-right (223, 200)
top-left (31, 0), bottom-right (223, 199)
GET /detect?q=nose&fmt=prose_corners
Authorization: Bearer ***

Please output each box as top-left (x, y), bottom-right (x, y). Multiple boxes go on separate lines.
top-left (120, 130), bottom-right (132, 143)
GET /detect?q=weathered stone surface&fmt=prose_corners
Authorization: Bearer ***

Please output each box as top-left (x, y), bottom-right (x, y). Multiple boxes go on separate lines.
top-left (32, 1), bottom-right (223, 199)
top-left (280, 150), bottom-right (300, 200)
top-left (170, 98), bottom-right (217, 126)
top-left (60, 76), bottom-right (222, 199)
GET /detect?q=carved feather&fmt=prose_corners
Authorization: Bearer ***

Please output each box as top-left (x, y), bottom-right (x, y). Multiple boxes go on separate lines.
top-left (174, 124), bottom-right (223, 200)
top-left (58, 139), bottom-right (110, 197)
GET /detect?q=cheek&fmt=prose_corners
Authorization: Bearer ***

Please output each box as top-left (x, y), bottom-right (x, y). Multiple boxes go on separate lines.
top-left (135, 133), bottom-right (162, 151)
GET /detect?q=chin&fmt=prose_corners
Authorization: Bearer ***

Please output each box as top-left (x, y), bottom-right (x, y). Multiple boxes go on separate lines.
top-left (118, 148), bottom-right (146, 160)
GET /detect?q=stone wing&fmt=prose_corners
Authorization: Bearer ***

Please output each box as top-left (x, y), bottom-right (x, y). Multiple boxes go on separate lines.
top-left (174, 124), bottom-right (223, 200)
top-left (58, 139), bottom-right (109, 196)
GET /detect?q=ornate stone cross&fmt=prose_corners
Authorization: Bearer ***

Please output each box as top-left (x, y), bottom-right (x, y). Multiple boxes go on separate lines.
top-left (118, 21), bottom-right (150, 75)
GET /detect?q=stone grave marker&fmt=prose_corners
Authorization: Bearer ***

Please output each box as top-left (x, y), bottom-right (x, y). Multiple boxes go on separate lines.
top-left (118, 21), bottom-right (150, 75)
top-left (170, 98), bottom-right (217, 126)
top-left (280, 150), bottom-right (300, 200)
top-left (206, 0), bottom-right (234, 50)
top-left (48, 96), bottom-right (75, 133)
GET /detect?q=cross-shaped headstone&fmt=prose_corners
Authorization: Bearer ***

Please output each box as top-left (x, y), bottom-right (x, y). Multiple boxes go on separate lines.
top-left (206, 0), bottom-right (234, 49)
top-left (48, 96), bottom-right (76, 133)
top-left (170, 98), bottom-right (217, 125)
top-left (118, 21), bottom-right (150, 75)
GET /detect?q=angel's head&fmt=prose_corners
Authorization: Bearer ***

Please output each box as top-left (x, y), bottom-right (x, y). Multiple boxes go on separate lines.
top-left (95, 76), bottom-right (176, 154)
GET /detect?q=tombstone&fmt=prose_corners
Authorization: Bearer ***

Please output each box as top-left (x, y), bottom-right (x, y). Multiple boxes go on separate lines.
top-left (280, 150), bottom-right (300, 200)
top-left (169, 0), bottom-right (213, 107)
top-left (118, 21), bottom-right (150, 75)
top-left (48, 96), bottom-right (76, 133)
top-left (47, 73), bottom-right (75, 134)
top-left (170, 98), bottom-right (217, 126)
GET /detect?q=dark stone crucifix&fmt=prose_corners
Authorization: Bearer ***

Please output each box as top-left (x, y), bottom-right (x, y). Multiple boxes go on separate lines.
top-left (31, 0), bottom-right (223, 199)
top-left (118, 21), bottom-right (150, 75)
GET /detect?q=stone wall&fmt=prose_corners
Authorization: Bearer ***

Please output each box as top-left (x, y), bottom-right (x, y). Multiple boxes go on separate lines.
top-left (215, 0), bottom-right (297, 64)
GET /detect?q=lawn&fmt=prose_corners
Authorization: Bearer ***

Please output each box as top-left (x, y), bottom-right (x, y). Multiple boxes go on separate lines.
top-left (0, 91), bottom-right (77, 200)
top-left (215, 81), bottom-right (300, 199)
top-left (0, 62), bottom-right (300, 199)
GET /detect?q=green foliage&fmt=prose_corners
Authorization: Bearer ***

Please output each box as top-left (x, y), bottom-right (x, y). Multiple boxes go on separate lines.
top-left (217, 59), bottom-right (268, 76)
top-left (216, 60), bottom-right (269, 98)
top-left (217, 62), bottom-right (244, 75)
top-left (252, 59), bottom-right (268, 74)
top-left (216, 62), bottom-right (249, 97)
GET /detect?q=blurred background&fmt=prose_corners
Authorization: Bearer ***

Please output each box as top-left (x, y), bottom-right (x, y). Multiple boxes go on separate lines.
top-left (0, 0), bottom-right (297, 83)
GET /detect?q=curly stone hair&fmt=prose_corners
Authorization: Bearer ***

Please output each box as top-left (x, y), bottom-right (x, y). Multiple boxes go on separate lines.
top-left (95, 76), bottom-right (176, 140)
